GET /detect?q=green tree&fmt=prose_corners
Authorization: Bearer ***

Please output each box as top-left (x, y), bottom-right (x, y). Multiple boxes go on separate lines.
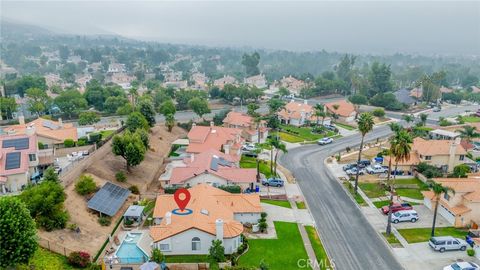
top-left (6, 75), bottom-right (47, 97)
top-left (314, 103), bottom-right (326, 126)
top-left (451, 164), bottom-right (470, 178)
top-left (419, 113), bottom-right (429, 126)
top-left (165, 114), bottom-right (175, 132)
top-left (386, 129), bottom-right (412, 236)
top-left (368, 62), bottom-right (393, 96)
top-left (43, 166), bottom-right (59, 182)
top-left (188, 97), bottom-right (211, 120)
top-left (348, 94), bottom-right (368, 106)
top-left (137, 99), bottom-right (156, 127)
top-left (278, 87), bottom-right (290, 97)
top-left (0, 197), bottom-right (38, 268)
top-left (26, 88), bottom-right (51, 116)
top-left (0, 97), bottom-right (18, 120)
top-left (208, 239), bottom-right (225, 263)
top-left (116, 104), bottom-right (134, 115)
top-left (402, 114), bottom-right (415, 127)
top-left (247, 103), bottom-right (260, 117)
top-left (430, 183), bottom-right (455, 236)
top-left (267, 136), bottom-right (288, 176)
top-left (159, 100), bottom-right (176, 116)
top-left (336, 54), bottom-right (356, 90)
top-left (20, 181), bottom-right (68, 231)
top-left (458, 125), bottom-right (478, 142)
top-left (151, 248), bottom-right (165, 263)
top-left (54, 89), bottom-right (88, 118)
top-left (241, 52), bottom-right (261, 77)
top-left (112, 130), bottom-right (147, 171)
top-left (126, 112), bottom-right (149, 132)
top-left (78, 111), bottom-right (100, 126)
top-left (267, 98), bottom-right (286, 114)
top-left (75, 175), bottom-right (97, 196)
top-left (420, 76), bottom-right (441, 103)
top-left (84, 80), bottom-right (106, 110)
top-left (104, 96), bottom-right (129, 114)
top-left (354, 113), bottom-right (375, 194)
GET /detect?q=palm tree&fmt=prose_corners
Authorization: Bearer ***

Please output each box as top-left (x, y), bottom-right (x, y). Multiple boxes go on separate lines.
top-left (458, 125), bottom-right (478, 142)
top-left (266, 136), bottom-right (288, 177)
top-left (354, 113), bottom-right (375, 194)
top-left (165, 114), bottom-right (175, 132)
top-left (331, 104), bottom-right (340, 123)
top-left (129, 87), bottom-right (138, 108)
top-left (430, 182), bottom-right (455, 236)
top-left (402, 114), bottom-right (414, 127)
top-left (419, 113), bottom-right (428, 126)
top-left (388, 122), bottom-right (402, 133)
top-left (386, 129), bottom-right (412, 236)
top-left (314, 104), bottom-right (326, 127)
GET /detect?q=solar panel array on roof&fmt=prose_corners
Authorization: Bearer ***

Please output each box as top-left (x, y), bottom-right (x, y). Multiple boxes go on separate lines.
top-left (43, 120), bottom-right (59, 130)
top-left (5, 152), bottom-right (21, 170)
top-left (210, 157), bottom-right (219, 171)
top-left (87, 182), bottom-right (131, 216)
top-left (2, 138), bottom-right (30, 150)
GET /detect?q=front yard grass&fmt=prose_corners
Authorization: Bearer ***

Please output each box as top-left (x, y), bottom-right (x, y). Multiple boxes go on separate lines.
top-left (99, 130), bottom-right (115, 140)
top-left (240, 155), bottom-right (274, 178)
top-left (239, 221), bottom-right (310, 269)
top-left (382, 232), bottom-right (402, 247)
top-left (358, 182), bottom-right (387, 198)
top-left (395, 189), bottom-right (425, 200)
top-left (373, 200), bottom-right (420, 208)
top-left (393, 178), bottom-right (429, 200)
top-left (22, 248), bottom-right (80, 270)
top-left (335, 122), bottom-right (356, 130)
top-left (305, 226), bottom-right (331, 270)
top-left (462, 116), bottom-right (480, 123)
top-left (261, 199), bottom-right (292, 208)
top-left (343, 181), bottom-right (367, 206)
top-left (397, 227), bottom-right (468, 243)
top-left (277, 125), bottom-right (336, 143)
top-left (296, 201), bottom-right (307, 209)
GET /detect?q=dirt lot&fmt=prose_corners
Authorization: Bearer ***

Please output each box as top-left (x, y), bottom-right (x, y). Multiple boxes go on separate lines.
top-left (39, 124), bottom-right (186, 257)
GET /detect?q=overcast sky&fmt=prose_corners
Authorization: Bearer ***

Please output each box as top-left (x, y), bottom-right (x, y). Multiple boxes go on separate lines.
top-left (2, 1), bottom-right (480, 55)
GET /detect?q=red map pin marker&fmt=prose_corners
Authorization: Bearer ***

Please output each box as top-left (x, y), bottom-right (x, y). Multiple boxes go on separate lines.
top-left (174, 188), bottom-right (191, 211)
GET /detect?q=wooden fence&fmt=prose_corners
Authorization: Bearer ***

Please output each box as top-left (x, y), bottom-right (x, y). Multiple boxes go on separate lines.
top-left (38, 236), bottom-right (75, 257)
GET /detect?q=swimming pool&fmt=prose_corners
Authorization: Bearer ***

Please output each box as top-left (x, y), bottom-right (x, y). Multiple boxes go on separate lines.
top-left (115, 233), bottom-right (149, 264)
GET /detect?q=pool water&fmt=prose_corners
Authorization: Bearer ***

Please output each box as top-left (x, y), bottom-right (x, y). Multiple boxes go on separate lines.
top-left (116, 233), bottom-right (148, 264)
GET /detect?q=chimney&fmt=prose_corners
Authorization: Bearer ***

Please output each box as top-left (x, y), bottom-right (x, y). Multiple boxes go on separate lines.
top-left (224, 144), bottom-right (230, 155)
top-left (165, 211), bottom-right (172, 225)
top-left (58, 118), bottom-right (63, 127)
top-left (215, 219), bottom-right (224, 242)
top-left (447, 138), bottom-right (461, 173)
top-left (190, 153), bottom-right (195, 163)
top-left (18, 115), bottom-right (25, 125)
top-left (25, 126), bottom-right (35, 136)
top-left (210, 121), bottom-right (214, 127)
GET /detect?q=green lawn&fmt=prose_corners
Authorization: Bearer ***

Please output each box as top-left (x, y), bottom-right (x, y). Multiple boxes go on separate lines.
top-left (395, 189), bottom-right (425, 200)
top-left (335, 123), bottom-right (356, 130)
top-left (99, 130), bottom-right (115, 140)
top-left (305, 226), bottom-right (332, 270)
top-left (277, 125), bottom-right (336, 143)
top-left (261, 199), bottom-right (292, 208)
top-left (22, 248), bottom-right (80, 270)
top-left (165, 255), bottom-right (210, 263)
top-left (373, 200), bottom-right (391, 208)
top-left (296, 201), bottom-right (307, 209)
top-left (239, 222), bottom-right (310, 269)
top-left (393, 178), bottom-right (429, 200)
top-left (240, 155), bottom-right (274, 178)
top-left (382, 232), bottom-right (402, 246)
top-left (462, 116), bottom-right (480, 123)
top-left (358, 182), bottom-right (387, 198)
top-left (397, 227), bottom-right (468, 243)
top-left (343, 181), bottom-right (367, 206)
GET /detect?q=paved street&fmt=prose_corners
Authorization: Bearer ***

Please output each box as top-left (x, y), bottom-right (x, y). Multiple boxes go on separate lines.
top-left (279, 125), bottom-right (404, 270)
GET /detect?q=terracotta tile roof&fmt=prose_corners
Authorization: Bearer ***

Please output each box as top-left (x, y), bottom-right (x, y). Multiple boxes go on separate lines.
top-left (0, 134), bottom-right (37, 176)
top-left (412, 137), bottom-right (466, 156)
top-left (5, 118), bottom-right (78, 142)
top-left (325, 100), bottom-right (355, 117)
top-left (471, 86), bottom-right (480, 93)
top-left (278, 101), bottom-right (313, 121)
top-left (169, 149), bottom-right (255, 185)
top-left (186, 125), bottom-right (243, 154)
top-left (150, 184), bottom-right (262, 242)
top-left (223, 112), bottom-right (253, 127)
top-left (431, 178), bottom-right (480, 203)
top-left (445, 203), bottom-right (471, 215)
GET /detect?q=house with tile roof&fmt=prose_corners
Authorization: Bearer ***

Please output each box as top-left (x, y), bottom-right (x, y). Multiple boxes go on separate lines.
top-left (0, 133), bottom-right (39, 194)
top-left (244, 74), bottom-right (267, 89)
top-left (2, 116), bottom-right (78, 149)
top-left (150, 184), bottom-right (262, 255)
top-left (160, 149), bottom-right (257, 190)
top-left (325, 99), bottom-right (356, 123)
top-left (383, 137), bottom-right (468, 173)
top-left (278, 100), bottom-right (322, 127)
top-left (186, 123), bottom-right (243, 158)
top-left (279, 76), bottom-right (307, 96)
top-left (422, 175), bottom-right (480, 227)
top-left (223, 111), bottom-right (269, 143)
top-left (213, 75), bottom-right (237, 89)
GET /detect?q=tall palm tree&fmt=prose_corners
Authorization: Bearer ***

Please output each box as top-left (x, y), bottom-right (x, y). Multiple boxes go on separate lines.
top-left (388, 122), bottom-right (402, 133)
top-left (354, 113), bottom-right (375, 194)
top-left (267, 136), bottom-right (287, 177)
top-left (430, 182), bottom-right (455, 236)
top-left (331, 104), bottom-right (340, 123)
top-left (386, 129), bottom-right (412, 236)
top-left (314, 104), bottom-right (326, 127)
top-left (458, 125), bottom-right (478, 142)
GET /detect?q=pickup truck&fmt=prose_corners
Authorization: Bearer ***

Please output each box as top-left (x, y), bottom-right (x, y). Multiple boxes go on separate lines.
top-left (381, 203), bottom-right (414, 215)
top-left (366, 164), bottom-right (389, 174)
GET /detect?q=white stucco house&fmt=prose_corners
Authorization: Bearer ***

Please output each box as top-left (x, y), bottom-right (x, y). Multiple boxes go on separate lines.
top-left (150, 184), bottom-right (262, 255)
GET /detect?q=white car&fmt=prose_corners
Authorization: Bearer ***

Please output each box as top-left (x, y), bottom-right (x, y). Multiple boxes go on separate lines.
top-left (391, 210), bottom-right (418, 223)
top-left (443, 262), bottom-right (479, 270)
top-left (366, 164), bottom-right (388, 174)
top-left (242, 143), bottom-right (257, 152)
top-left (429, 236), bottom-right (468, 252)
top-left (317, 137), bottom-right (333, 145)
top-left (346, 167), bottom-right (365, 175)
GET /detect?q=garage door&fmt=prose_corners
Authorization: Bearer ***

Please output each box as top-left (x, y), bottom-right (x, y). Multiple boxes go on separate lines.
top-left (438, 204), bottom-right (455, 225)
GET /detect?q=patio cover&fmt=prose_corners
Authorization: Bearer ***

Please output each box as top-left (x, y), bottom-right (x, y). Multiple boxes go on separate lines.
top-left (123, 205), bottom-right (145, 218)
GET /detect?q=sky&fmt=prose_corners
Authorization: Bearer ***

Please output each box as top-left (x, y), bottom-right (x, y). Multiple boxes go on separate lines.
top-left (2, 1), bottom-right (480, 55)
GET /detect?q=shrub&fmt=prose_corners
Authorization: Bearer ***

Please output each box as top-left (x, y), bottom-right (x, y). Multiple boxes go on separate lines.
top-left (151, 248), bottom-right (165, 263)
top-left (129, 185), bottom-right (140, 195)
top-left (164, 186), bottom-right (181, 194)
top-left (38, 142), bottom-right (45, 149)
top-left (64, 139), bottom-right (75, 148)
top-left (98, 216), bottom-right (111, 226)
top-left (124, 219), bottom-right (134, 226)
top-left (467, 248), bottom-right (475, 256)
top-left (67, 223), bottom-right (78, 231)
top-left (88, 133), bottom-right (102, 144)
top-left (260, 212), bottom-right (267, 219)
top-left (75, 175), bottom-right (97, 196)
top-left (68, 251), bottom-right (91, 268)
top-left (115, 171), bottom-right (127, 182)
top-left (77, 139), bottom-right (86, 146)
top-left (208, 239), bottom-right (226, 263)
top-left (372, 108), bottom-right (385, 118)
top-left (258, 221), bottom-right (268, 232)
top-left (451, 164), bottom-right (470, 178)
top-left (218, 185), bottom-right (241, 193)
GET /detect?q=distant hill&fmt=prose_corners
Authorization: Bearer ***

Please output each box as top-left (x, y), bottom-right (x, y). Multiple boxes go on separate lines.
top-left (1, 20), bottom-right (54, 40)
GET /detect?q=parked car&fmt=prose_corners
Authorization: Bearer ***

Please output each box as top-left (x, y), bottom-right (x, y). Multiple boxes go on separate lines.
top-left (366, 164), bottom-right (388, 174)
top-left (390, 169), bottom-right (404, 176)
top-left (381, 203), bottom-right (413, 215)
top-left (358, 160), bottom-right (371, 168)
top-left (242, 143), bottom-right (257, 152)
top-left (346, 167), bottom-right (365, 176)
top-left (391, 210), bottom-right (418, 223)
top-left (429, 236), bottom-right (468, 252)
top-left (433, 107), bottom-right (441, 112)
top-left (443, 262), bottom-right (479, 270)
top-left (317, 137), bottom-right (333, 145)
top-left (466, 230), bottom-right (480, 247)
top-left (261, 178), bottom-right (284, 187)
top-left (243, 151), bottom-right (258, 158)
top-left (323, 124), bottom-right (336, 131)
top-left (343, 164), bottom-right (357, 171)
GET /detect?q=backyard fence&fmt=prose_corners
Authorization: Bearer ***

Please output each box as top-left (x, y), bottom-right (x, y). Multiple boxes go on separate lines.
top-left (38, 236), bottom-right (75, 257)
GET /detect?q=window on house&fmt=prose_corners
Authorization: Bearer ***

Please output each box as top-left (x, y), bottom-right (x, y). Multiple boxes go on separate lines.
top-left (159, 244), bottom-right (170, 251)
top-left (425, 156), bottom-right (432, 160)
top-left (29, 154), bottom-right (36, 162)
top-left (192, 237), bottom-right (201, 251)
top-left (444, 193), bottom-right (450, 201)
top-left (419, 155), bottom-right (423, 159)
top-left (459, 155), bottom-right (465, 161)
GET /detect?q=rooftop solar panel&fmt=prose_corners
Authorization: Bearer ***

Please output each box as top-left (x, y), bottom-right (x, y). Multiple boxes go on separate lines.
top-left (5, 152), bottom-right (21, 170)
top-left (2, 138), bottom-right (30, 150)
top-left (87, 182), bottom-right (130, 216)
top-left (210, 157), bottom-right (219, 171)
top-left (43, 120), bottom-right (59, 130)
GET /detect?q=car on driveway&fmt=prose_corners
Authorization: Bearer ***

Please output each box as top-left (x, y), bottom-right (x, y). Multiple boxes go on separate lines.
top-left (346, 167), bottom-right (365, 175)
top-left (366, 164), bottom-right (389, 174)
top-left (358, 160), bottom-right (371, 168)
top-left (381, 202), bottom-right (414, 215)
top-left (261, 178), bottom-right (284, 187)
top-left (317, 137), bottom-right (333, 145)
top-left (429, 236), bottom-right (468, 252)
top-left (343, 163), bottom-right (356, 171)
top-left (323, 124), bottom-right (336, 131)
top-left (391, 210), bottom-right (419, 223)
top-left (443, 262), bottom-right (479, 270)
top-left (242, 143), bottom-right (257, 152)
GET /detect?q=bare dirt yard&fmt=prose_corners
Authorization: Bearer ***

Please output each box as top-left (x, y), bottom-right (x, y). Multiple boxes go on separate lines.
top-left (39, 124), bottom-right (187, 257)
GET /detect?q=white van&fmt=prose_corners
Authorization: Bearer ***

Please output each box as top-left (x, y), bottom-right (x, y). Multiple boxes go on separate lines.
top-left (391, 210), bottom-right (419, 223)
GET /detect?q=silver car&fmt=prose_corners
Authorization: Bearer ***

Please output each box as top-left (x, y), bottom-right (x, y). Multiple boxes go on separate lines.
top-left (429, 236), bottom-right (468, 252)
